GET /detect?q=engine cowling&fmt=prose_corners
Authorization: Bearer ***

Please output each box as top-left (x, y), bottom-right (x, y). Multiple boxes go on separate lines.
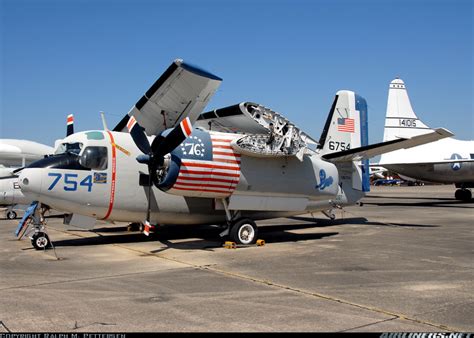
top-left (156, 128), bottom-right (242, 198)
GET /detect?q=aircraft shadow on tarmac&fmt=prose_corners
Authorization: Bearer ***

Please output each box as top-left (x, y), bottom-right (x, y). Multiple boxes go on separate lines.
top-left (49, 222), bottom-right (341, 251)
top-left (362, 196), bottom-right (473, 208)
top-left (288, 216), bottom-right (440, 228)
top-left (48, 215), bottom-right (438, 251)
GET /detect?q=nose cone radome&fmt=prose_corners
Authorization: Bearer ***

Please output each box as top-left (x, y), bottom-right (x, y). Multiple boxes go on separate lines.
top-left (18, 169), bottom-right (43, 200)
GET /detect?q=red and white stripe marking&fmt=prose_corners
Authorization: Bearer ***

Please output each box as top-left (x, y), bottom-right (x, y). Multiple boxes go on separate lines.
top-left (180, 117), bottom-right (192, 138)
top-left (169, 133), bottom-right (241, 197)
top-left (67, 114), bottom-right (74, 125)
top-left (126, 116), bottom-right (137, 132)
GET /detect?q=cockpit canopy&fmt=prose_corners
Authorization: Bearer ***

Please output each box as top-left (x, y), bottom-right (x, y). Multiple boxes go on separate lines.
top-left (55, 142), bottom-right (83, 155)
top-left (28, 141), bottom-right (108, 171)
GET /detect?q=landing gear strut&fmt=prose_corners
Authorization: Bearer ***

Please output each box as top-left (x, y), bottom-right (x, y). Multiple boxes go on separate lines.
top-left (455, 189), bottom-right (472, 201)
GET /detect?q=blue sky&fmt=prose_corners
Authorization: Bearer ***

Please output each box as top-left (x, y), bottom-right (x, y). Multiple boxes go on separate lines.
top-left (1, 0), bottom-right (472, 147)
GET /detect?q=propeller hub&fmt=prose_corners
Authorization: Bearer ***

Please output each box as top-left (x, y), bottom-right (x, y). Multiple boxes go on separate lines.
top-left (136, 154), bottom-right (151, 164)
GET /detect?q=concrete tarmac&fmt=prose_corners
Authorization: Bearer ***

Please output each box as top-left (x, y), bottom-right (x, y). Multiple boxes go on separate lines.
top-left (0, 185), bottom-right (472, 332)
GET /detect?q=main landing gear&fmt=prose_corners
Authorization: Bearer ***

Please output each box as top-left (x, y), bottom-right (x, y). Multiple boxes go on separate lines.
top-left (455, 189), bottom-right (472, 201)
top-left (229, 218), bottom-right (258, 245)
top-left (220, 199), bottom-right (258, 245)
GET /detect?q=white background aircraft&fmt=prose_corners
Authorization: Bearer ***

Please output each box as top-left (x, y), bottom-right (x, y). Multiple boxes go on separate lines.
top-left (379, 78), bottom-right (474, 201)
top-left (0, 139), bottom-right (53, 168)
top-left (0, 140), bottom-right (53, 219)
top-left (16, 60), bottom-right (450, 249)
top-left (0, 115), bottom-right (75, 218)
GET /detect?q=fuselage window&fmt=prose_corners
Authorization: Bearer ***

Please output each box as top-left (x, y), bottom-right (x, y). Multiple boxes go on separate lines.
top-left (79, 146), bottom-right (108, 170)
top-left (55, 142), bottom-right (83, 155)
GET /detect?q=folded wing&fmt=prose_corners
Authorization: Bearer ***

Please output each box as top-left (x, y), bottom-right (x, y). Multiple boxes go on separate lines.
top-left (114, 59), bottom-right (222, 135)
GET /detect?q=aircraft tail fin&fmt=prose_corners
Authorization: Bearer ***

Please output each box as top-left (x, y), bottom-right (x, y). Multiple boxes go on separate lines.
top-left (318, 91), bottom-right (368, 155)
top-left (383, 78), bottom-right (432, 142)
top-left (318, 90), bottom-right (370, 192)
top-left (67, 114), bottom-right (74, 136)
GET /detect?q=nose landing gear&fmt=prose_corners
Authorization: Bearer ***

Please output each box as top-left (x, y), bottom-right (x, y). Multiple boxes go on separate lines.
top-left (15, 202), bottom-right (53, 250)
top-left (31, 230), bottom-right (51, 250)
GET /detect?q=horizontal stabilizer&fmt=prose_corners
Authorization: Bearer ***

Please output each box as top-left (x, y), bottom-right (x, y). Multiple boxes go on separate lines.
top-left (323, 128), bottom-right (453, 162)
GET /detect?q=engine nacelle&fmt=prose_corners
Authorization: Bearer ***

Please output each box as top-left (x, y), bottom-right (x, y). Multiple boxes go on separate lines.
top-left (156, 128), bottom-right (242, 198)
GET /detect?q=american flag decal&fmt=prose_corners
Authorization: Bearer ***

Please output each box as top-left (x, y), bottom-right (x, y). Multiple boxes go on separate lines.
top-left (168, 131), bottom-right (241, 198)
top-left (337, 117), bottom-right (355, 133)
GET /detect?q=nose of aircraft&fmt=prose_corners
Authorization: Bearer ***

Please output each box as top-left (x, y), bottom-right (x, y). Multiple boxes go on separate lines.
top-left (0, 180), bottom-right (8, 204)
top-left (18, 169), bottom-right (43, 200)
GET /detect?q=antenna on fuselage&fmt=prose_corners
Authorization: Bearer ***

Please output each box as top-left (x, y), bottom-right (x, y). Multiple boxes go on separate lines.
top-left (100, 111), bottom-right (109, 131)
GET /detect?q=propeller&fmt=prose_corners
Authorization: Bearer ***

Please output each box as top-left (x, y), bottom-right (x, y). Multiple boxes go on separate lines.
top-left (126, 115), bottom-right (193, 234)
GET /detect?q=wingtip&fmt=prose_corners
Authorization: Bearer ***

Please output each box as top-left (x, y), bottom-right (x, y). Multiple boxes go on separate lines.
top-left (434, 127), bottom-right (454, 138)
top-left (175, 58), bottom-right (222, 81)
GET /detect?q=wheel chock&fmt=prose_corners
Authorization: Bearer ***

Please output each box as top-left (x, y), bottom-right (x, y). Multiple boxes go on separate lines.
top-left (224, 240), bottom-right (265, 249)
top-left (224, 241), bottom-right (237, 249)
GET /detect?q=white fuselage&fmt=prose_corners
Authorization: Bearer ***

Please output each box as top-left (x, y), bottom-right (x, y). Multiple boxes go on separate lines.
top-left (379, 137), bottom-right (474, 184)
top-left (0, 176), bottom-right (30, 207)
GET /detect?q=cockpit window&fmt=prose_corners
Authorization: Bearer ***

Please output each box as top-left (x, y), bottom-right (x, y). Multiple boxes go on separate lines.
top-left (79, 146), bottom-right (108, 170)
top-left (55, 142), bottom-right (83, 155)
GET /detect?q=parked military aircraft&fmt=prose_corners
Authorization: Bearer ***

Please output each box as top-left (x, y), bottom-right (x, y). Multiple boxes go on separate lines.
top-left (0, 114), bottom-right (75, 219)
top-left (379, 78), bottom-right (474, 201)
top-left (0, 140), bottom-right (52, 219)
top-left (369, 165), bottom-right (387, 179)
top-left (17, 59), bottom-right (451, 249)
top-left (0, 139), bottom-right (53, 168)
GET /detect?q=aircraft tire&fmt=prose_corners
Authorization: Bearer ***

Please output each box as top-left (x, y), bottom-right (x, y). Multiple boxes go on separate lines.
top-left (230, 218), bottom-right (258, 245)
top-left (455, 189), bottom-right (472, 201)
top-left (462, 189), bottom-right (472, 201)
top-left (6, 211), bottom-right (17, 220)
top-left (31, 232), bottom-right (51, 250)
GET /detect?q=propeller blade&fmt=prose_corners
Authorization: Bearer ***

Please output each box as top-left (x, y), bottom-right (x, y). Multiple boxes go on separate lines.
top-left (66, 114), bottom-right (74, 136)
top-left (12, 167), bottom-right (24, 174)
top-left (127, 116), bottom-right (151, 154)
top-left (0, 174), bottom-right (19, 180)
top-left (155, 117), bottom-right (193, 157)
top-left (150, 134), bottom-right (165, 155)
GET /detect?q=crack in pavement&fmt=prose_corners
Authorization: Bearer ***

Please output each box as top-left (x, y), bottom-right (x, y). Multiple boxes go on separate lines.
top-left (73, 320), bottom-right (116, 330)
top-left (0, 321), bottom-right (11, 333)
top-left (0, 266), bottom-right (187, 291)
top-left (339, 316), bottom-right (398, 332)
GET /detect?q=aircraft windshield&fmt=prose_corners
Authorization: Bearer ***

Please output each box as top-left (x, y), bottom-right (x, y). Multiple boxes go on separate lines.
top-left (55, 142), bottom-right (83, 155)
top-left (79, 146), bottom-right (108, 170)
